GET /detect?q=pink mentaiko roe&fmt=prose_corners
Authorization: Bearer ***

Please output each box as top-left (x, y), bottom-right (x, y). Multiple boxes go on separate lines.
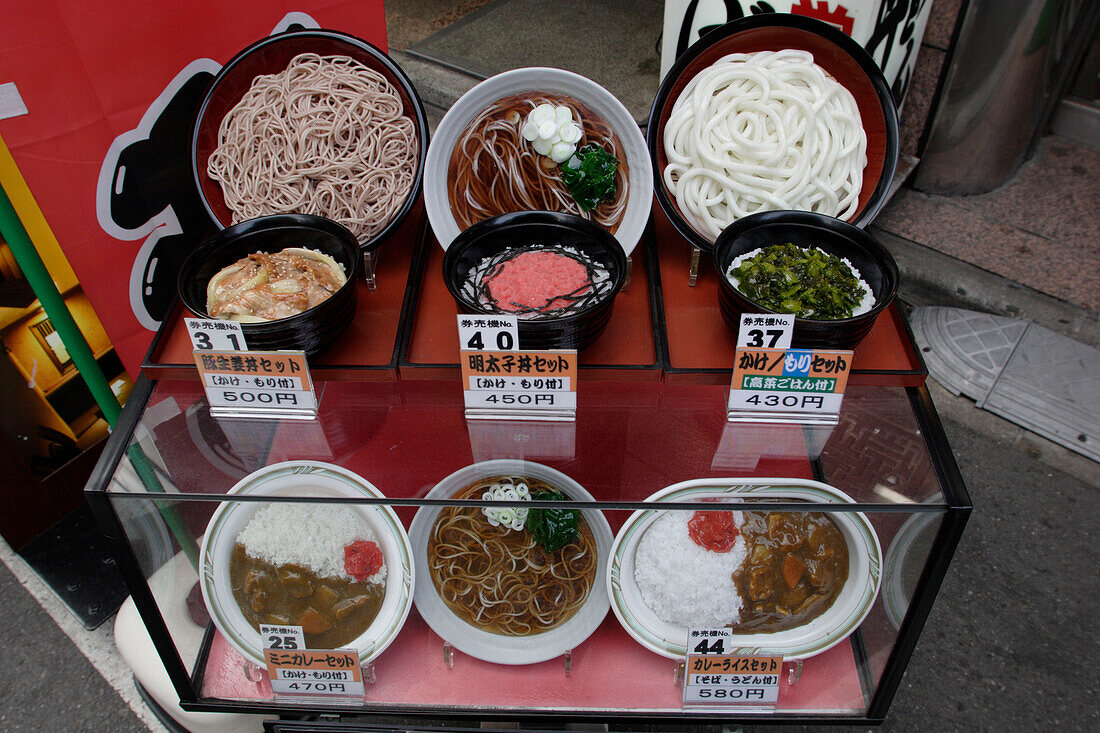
top-left (486, 250), bottom-right (591, 311)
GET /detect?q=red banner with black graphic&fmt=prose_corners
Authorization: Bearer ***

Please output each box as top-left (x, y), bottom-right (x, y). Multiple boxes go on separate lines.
top-left (0, 3), bottom-right (387, 375)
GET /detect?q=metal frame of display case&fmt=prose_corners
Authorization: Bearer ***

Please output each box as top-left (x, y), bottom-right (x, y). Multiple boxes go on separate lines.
top-left (86, 369), bottom-right (971, 729)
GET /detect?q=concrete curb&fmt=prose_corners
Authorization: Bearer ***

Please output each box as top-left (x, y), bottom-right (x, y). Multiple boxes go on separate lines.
top-left (873, 227), bottom-right (1099, 350)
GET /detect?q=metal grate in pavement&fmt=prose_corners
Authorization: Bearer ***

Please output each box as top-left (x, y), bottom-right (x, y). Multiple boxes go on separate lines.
top-left (909, 307), bottom-right (1028, 398)
top-left (910, 307), bottom-right (1099, 462)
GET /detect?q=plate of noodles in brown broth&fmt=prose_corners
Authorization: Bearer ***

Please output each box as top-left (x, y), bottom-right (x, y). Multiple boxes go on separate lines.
top-left (409, 460), bottom-right (612, 665)
top-left (423, 67), bottom-right (652, 256)
top-left (191, 29), bottom-right (428, 251)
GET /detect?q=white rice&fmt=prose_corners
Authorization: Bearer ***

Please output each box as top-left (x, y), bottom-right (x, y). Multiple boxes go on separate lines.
top-left (237, 503), bottom-right (385, 584)
top-left (727, 246), bottom-right (875, 317)
top-left (634, 510), bottom-right (746, 627)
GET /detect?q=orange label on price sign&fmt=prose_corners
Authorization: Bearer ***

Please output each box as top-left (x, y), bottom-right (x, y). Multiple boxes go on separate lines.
top-left (264, 648), bottom-right (364, 698)
top-left (728, 347), bottom-right (853, 423)
top-left (194, 349), bottom-right (317, 414)
top-left (460, 349), bottom-right (578, 415)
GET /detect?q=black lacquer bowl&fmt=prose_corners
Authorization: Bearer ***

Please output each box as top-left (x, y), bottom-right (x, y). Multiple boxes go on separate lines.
top-left (713, 211), bottom-right (899, 349)
top-left (178, 214), bottom-right (361, 358)
top-left (442, 212), bottom-right (628, 351)
top-left (190, 28), bottom-right (429, 255)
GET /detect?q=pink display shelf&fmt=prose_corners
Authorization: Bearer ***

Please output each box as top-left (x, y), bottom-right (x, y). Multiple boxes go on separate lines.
top-left (199, 612), bottom-right (866, 714)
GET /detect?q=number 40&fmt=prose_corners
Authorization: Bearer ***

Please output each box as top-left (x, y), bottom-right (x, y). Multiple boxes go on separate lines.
top-left (466, 330), bottom-right (514, 350)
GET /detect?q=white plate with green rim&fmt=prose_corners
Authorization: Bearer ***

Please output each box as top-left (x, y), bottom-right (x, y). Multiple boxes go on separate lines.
top-left (199, 460), bottom-right (414, 668)
top-left (607, 478), bottom-right (882, 660)
top-left (409, 459), bottom-right (612, 665)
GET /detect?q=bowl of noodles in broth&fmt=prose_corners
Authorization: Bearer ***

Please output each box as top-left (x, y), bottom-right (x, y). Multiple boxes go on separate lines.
top-left (191, 29), bottom-right (428, 253)
top-left (408, 460), bottom-right (613, 665)
top-left (423, 67), bottom-right (652, 256)
top-left (648, 14), bottom-right (899, 253)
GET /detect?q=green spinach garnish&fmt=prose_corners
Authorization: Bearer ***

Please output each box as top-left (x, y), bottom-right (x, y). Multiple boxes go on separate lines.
top-left (526, 490), bottom-right (580, 553)
top-left (729, 243), bottom-right (866, 320)
top-left (560, 144), bottom-right (618, 211)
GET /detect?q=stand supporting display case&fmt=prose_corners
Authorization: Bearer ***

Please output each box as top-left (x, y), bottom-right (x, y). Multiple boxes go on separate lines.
top-left (87, 367), bottom-right (970, 728)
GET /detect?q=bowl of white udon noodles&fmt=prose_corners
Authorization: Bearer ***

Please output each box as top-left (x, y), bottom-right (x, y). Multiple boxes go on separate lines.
top-left (191, 29), bottom-right (429, 254)
top-left (648, 14), bottom-right (899, 253)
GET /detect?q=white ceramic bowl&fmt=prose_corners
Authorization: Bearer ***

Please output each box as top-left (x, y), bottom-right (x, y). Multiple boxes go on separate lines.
top-left (199, 461), bottom-right (414, 668)
top-left (408, 459), bottom-right (612, 664)
top-left (423, 67), bottom-right (653, 256)
top-left (607, 478), bottom-right (882, 660)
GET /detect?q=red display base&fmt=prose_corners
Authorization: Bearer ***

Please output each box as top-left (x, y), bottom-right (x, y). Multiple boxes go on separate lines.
top-left (652, 203), bottom-right (926, 387)
top-left (140, 202), bottom-right (427, 382)
top-left (398, 228), bottom-right (664, 381)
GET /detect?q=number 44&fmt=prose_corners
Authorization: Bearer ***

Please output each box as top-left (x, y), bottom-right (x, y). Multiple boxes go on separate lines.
top-left (694, 638), bottom-right (725, 654)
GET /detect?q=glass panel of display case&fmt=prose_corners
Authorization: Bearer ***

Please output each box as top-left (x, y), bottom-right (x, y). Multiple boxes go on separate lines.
top-left (101, 380), bottom-right (948, 507)
top-left (99, 480), bottom-right (951, 720)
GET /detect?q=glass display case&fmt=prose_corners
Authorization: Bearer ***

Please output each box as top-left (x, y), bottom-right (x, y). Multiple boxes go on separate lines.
top-left (86, 371), bottom-right (969, 727)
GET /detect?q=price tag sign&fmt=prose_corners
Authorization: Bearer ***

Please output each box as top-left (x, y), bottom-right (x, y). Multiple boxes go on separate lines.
top-left (458, 314), bottom-right (519, 352)
top-left (185, 317), bottom-right (247, 352)
top-left (728, 315), bottom-right (851, 425)
top-left (260, 624), bottom-right (304, 652)
top-left (194, 350), bottom-right (318, 419)
top-left (460, 350), bottom-right (577, 420)
top-left (457, 315), bottom-right (576, 421)
top-left (264, 648), bottom-right (364, 700)
top-left (683, 628), bottom-right (780, 705)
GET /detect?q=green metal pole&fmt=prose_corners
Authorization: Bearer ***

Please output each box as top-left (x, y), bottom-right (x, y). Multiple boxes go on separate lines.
top-left (0, 184), bottom-right (198, 570)
top-left (126, 442), bottom-right (200, 571)
top-left (0, 185), bottom-right (122, 426)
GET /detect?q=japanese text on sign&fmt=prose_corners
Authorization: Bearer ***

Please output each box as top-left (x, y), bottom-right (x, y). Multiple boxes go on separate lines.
top-left (185, 317), bottom-right (247, 352)
top-left (194, 350), bottom-right (317, 415)
top-left (683, 628), bottom-right (780, 705)
top-left (460, 349), bottom-right (577, 416)
top-left (736, 313), bottom-right (794, 350)
top-left (458, 314), bottom-right (519, 352)
top-left (264, 648), bottom-right (364, 700)
top-left (728, 347), bottom-right (852, 423)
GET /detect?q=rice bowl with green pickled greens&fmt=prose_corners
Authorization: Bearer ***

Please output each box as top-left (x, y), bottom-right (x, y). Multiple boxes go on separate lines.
top-left (633, 510), bottom-right (746, 628)
top-left (727, 244), bottom-right (874, 320)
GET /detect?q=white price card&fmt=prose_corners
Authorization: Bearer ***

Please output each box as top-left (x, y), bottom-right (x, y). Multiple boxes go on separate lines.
top-left (727, 347), bottom-right (852, 425)
top-left (194, 350), bottom-right (317, 418)
top-left (457, 314), bottom-right (519, 352)
top-left (459, 349), bottom-right (577, 420)
top-left (264, 648), bottom-right (365, 700)
top-left (185, 317), bottom-right (247, 352)
top-left (683, 628), bottom-right (780, 706)
top-left (736, 313), bottom-right (794, 350)
top-left (260, 624), bottom-right (304, 651)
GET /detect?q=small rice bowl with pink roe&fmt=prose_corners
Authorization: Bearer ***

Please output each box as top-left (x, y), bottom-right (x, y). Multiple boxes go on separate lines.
top-left (465, 245), bottom-right (612, 319)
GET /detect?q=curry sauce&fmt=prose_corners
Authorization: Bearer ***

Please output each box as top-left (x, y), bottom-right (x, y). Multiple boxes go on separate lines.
top-left (732, 511), bottom-right (849, 633)
top-left (230, 543), bottom-right (383, 649)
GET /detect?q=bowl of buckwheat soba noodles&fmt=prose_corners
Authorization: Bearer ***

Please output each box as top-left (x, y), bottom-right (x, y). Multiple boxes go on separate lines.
top-left (423, 66), bottom-right (652, 256)
top-left (408, 460), bottom-right (613, 665)
top-left (191, 29), bottom-right (428, 254)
